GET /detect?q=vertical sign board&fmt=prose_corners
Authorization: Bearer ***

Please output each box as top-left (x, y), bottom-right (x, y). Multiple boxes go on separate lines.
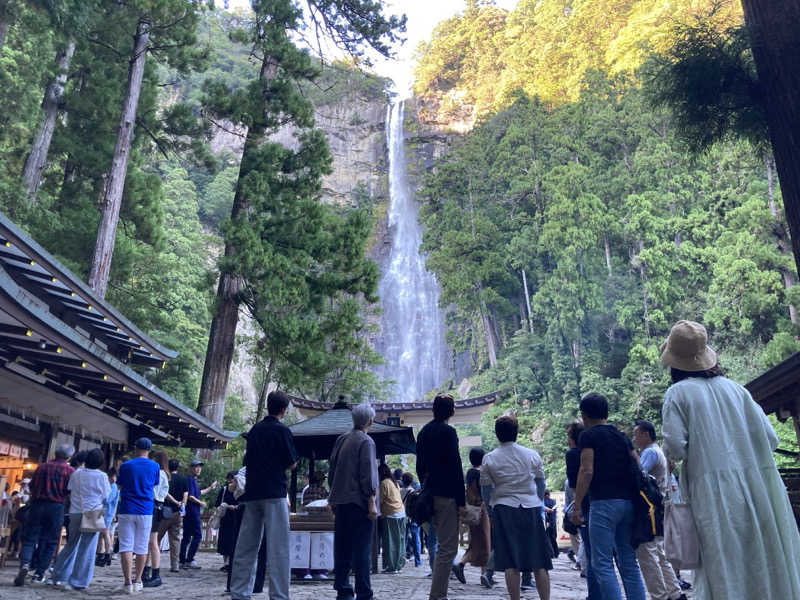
top-left (310, 532), bottom-right (334, 570)
top-left (289, 531), bottom-right (311, 569)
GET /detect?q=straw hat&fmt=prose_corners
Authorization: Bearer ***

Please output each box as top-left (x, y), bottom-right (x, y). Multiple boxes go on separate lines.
top-left (659, 320), bottom-right (717, 371)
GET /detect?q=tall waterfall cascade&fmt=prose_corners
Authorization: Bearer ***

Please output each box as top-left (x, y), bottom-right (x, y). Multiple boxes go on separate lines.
top-left (375, 100), bottom-right (452, 402)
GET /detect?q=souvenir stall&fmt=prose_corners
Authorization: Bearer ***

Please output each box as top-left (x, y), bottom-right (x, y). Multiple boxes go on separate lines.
top-left (287, 403), bottom-right (416, 576)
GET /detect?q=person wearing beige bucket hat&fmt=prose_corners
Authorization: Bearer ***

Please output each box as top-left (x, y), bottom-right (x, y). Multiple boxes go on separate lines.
top-left (658, 320), bottom-right (717, 372)
top-left (660, 320), bottom-right (800, 599)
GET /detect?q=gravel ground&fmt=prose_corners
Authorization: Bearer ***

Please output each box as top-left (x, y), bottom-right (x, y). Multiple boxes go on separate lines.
top-left (0, 547), bottom-right (692, 599)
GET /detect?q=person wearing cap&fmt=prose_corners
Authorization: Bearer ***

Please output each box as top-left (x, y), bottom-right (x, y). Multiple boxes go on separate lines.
top-left (180, 459), bottom-right (218, 569)
top-left (659, 320), bottom-right (800, 600)
top-left (116, 437), bottom-right (160, 594)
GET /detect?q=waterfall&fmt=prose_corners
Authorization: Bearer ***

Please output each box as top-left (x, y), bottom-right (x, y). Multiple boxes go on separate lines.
top-left (376, 99), bottom-right (451, 402)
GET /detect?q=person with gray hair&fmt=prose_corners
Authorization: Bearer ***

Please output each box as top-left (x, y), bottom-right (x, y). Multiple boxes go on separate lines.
top-left (14, 443), bottom-right (76, 586)
top-left (351, 402), bottom-right (376, 429)
top-left (328, 402), bottom-right (379, 600)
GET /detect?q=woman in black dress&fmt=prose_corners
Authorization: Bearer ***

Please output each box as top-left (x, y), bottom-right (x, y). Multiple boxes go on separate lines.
top-left (216, 471), bottom-right (240, 571)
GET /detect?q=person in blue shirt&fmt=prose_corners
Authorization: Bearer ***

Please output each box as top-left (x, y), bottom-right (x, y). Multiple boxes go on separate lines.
top-left (179, 459), bottom-right (218, 569)
top-left (116, 438), bottom-right (159, 594)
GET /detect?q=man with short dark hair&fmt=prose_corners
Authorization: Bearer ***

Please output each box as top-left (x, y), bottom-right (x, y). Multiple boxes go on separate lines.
top-left (230, 390), bottom-right (297, 600)
top-left (632, 420), bottom-right (685, 600)
top-left (159, 459), bottom-right (188, 572)
top-left (180, 459), bottom-right (217, 569)
top-left (417, 393), bottom-right (465, 600)
top-left (571, 393), bottom-right (645, 600)
top-left (14, 444), bottom-right (75, 586)
top-left (117, 437), bottom-right (160, 593)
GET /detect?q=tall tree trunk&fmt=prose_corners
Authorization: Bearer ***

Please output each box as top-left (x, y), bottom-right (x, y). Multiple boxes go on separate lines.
top-left (197, 56), bottom-right (279, 426)
top-left (0, 0), bottom-right (10, 53)
top-left (603, 232), bottom-right (613, 275)
top-left (254, 358), bottom-right (274, 423)
top-left (479, 296), bottom-right (497, 368)
top-left (521, 268), bottom-right (533, 333)
top-left (634, 240), bottom-right (651, 339)
top-left (22, 40), bottom-right (76, 200)
top-left (765, 155), bottom-right (799, 325)
top-left (88, 19), bottom-right (149, 298)
top-left (741, 0), bottom-right (800, 274)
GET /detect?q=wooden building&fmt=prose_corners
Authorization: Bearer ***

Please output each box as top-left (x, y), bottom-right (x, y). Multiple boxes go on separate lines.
top-left (0, 212), bottom-right (234, 491)
top-left (747, 352), bottom-right (800, 522)
top-left (290, 391), bottom-right (499, 428)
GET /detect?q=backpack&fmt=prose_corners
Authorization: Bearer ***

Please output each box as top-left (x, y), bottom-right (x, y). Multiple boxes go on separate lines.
top-left (631, 469), bottom-right (665, 549)
top-left (404, 485), bottom-right (434, 525)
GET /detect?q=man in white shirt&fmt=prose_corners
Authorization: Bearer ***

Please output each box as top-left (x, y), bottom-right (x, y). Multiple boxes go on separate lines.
top-left (632, 420), bottom-right (685, 600)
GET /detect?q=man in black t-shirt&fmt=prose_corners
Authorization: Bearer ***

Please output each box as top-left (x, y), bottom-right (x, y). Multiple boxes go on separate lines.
top-left (570, 393), bottom-right (646, 600)
top-left (230, 390), bottom-right (298, 600)
top-left (158, 459), bottom-right (188, 572)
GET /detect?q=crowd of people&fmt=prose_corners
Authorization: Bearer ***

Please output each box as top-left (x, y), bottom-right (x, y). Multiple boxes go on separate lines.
top-left (10, 437), bottom-right (218, 593)
top-left (5, 319), bottom-right (800, 600)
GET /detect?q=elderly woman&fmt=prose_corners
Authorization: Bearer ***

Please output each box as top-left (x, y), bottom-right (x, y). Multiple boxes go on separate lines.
top-left (660, 320), bottom-right (800, 599)
top-left (481, 415), bottom-right (551, 600)
top-left (328, 403), bottom-right (379, 600)
top-left (51, 448), bottom-right (110, 590)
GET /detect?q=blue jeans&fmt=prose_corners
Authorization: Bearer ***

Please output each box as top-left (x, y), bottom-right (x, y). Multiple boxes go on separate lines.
top-left (424, 524), bottom-right (438, 569)
top-left (231, 499), bottom-right (289, 600)
top-left (333, 503), bottom-right (374, 600)
top-left (19, 500), bottom-right (64, 576)
top-left (406, 521), bottom-right (421, 566)
top-left (580, 523), bottom-right (602, 599)
top-left (588, 499), bottom-right (646, 600)
top-left (179, 513), bottom-right (202, 564)
top-left (52, 513), bottom-right (99, 588)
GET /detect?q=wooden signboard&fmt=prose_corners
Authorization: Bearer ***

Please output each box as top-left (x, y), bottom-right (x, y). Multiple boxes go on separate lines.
top-left (310, 532), bottom-right (334, 570)
top-left (289, 531), bottom-right (311, 569)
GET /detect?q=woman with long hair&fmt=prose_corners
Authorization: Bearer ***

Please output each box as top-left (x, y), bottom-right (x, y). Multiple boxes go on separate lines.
top-left (96, 467), bottom-right (119, 567)
top-left (377, 462), bottom-right (406, 573)
top-left (215, 471), bottom-right (241, 571)
top-left (51, 448), bottom-right (110, 590)
top-left (660, 320), bottom-right (800, 599)
top-left (452, 447), bottom-right (491, 585)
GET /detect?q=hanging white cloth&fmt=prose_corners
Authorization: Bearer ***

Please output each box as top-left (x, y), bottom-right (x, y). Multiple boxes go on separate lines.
top-left (662, 376), bottom-right (800, 599)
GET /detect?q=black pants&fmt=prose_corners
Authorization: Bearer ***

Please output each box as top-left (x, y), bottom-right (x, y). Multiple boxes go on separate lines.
top-left (179, 513), bottom-right (202, 564)
top-left (333, 503), bottom-right (374, 600)
top-left (19, 500), bottom-right (64, 576)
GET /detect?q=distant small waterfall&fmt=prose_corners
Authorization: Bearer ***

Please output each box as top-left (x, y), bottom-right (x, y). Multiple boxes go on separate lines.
top-left (375, 99), bottom-right (451, 402)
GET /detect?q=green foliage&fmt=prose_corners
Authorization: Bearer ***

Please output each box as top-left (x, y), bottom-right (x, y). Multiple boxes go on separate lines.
top-left (413, 0), bottom-right (743, 123)
top-left (642, 10), bottom-right (768, 153)
top-left (419, 70), bottom-right (799, 483)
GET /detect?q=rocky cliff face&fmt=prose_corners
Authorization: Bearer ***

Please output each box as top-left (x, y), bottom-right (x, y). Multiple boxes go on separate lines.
top-left (220, 89), bottom-right (391, 410)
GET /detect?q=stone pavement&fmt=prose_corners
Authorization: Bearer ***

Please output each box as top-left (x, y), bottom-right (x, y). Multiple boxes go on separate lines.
top-left (0, 548), bottom-right (691, 599)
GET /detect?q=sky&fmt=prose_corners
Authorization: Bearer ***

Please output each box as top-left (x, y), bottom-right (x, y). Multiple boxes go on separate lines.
top-left (226, 0), bottom-right (519, 96)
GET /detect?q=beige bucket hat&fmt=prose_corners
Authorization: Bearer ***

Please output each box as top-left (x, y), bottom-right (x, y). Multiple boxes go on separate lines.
top-left (659, 320), bottom-right (717, 371)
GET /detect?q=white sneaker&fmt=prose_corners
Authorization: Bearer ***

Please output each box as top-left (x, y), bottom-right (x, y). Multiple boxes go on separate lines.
top-left (303, 573), bottom-right (313, 580)
top-left (134, 581), bottom-right (144, 592)
top-left (121, 583), bottom-right (135, 594)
